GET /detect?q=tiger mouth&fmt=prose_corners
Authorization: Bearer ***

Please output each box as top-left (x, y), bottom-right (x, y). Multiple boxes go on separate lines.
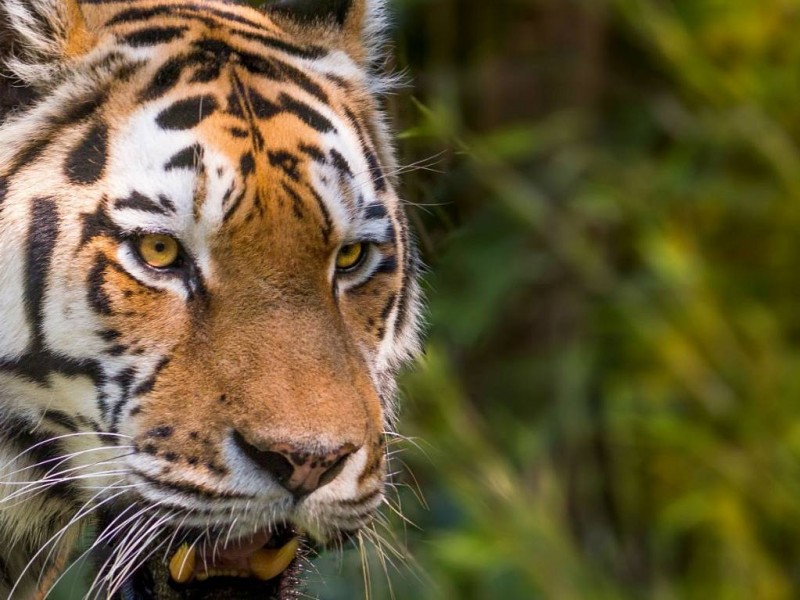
top-left (106, 522), bottom-right (307, 600)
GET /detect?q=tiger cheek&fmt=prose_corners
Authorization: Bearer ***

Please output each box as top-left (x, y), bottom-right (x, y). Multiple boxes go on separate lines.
top-left (81, 244), bottom-right (189, 348)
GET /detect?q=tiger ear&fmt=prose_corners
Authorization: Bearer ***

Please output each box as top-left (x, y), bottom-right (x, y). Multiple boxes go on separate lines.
top-left (262, 0), bottom-right (387, 65)
top-left (0, 0), bottom-right (96, 118)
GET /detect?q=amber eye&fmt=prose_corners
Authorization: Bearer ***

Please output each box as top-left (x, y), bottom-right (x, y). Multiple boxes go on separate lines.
top-left (335, 242), bottom-right (366, 272)
top-left (137, 234), bottom-right (180, 269)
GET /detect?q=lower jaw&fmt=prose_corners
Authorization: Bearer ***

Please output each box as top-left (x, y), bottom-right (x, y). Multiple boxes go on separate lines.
top-left (93, 517), bottom-right (307, 600)
top-left (120, 555), bottom-right (303, 600)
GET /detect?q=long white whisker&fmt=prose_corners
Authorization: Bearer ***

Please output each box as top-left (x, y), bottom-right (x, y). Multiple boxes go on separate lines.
top-left (8, 486), bottom-right (128, 599)
top-left (0, 445), bottom-right (135, 482)
top-left (37, 483), bottom-right (126, 597)
top-left (107, 506), bottom-right (175, 596)
top-left (2, 470), bottom-right (131, 505)
top-left (0, 431), bottom-right (132, 470)
top-left (0, 451), bottom-right (134, 492)
top-left (94, 507), bottom-right (160, 600)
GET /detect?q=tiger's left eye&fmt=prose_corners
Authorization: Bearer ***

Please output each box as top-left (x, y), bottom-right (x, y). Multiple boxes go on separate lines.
top-left (335, 242), bottom-right (366, 272)
top-left (137, 234), bottom-right (181, 269)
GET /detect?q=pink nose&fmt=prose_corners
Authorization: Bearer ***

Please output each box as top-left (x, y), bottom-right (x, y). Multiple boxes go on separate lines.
top-left (232, 431), bottom-right (357, 498)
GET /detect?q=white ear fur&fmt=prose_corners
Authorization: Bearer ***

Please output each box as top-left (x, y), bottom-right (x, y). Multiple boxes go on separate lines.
top-left (1, 0), bottom-right (94, 87)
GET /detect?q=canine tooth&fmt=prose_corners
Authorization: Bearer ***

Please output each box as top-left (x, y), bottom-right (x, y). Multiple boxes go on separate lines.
top-left (249, 538), bottom-right (299, 581)
top-left (168, 544), bottom-right (196, 584)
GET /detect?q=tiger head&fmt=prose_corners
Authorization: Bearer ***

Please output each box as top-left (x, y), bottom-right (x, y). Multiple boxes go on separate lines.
top-left (0, 0), bottom-right (422, 597)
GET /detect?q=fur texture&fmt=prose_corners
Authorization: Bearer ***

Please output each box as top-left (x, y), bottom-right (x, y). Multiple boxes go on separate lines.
top-left (0, 0), bottom-right (422, 597)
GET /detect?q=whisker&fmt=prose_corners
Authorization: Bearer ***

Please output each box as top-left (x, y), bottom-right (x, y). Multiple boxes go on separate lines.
top-left (107, 506), bottom-right (175, 596)
top-left (9, 486), bottom-right (128, 599)
top-left (357, 531), bottom-right (373, 600)
top-left (0, 431), bottom-right (132, 470)
top-left (0, 445), bottom-right (135, 481)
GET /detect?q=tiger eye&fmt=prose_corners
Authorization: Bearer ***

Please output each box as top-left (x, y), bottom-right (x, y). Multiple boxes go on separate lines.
top-left (137, 234), bottom-right (180, 269)
top-left (335, 243), bottom-right (366, 271)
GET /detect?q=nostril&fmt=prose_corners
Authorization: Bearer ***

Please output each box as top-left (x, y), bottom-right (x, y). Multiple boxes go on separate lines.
top-left (232, 431), bottom-right (294, 484)
top-left (232, 430), bottom-right (358, 498)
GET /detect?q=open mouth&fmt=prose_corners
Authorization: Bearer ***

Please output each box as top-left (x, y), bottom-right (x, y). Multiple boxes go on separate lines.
top-left (102, 521), bottom-right (306, 600)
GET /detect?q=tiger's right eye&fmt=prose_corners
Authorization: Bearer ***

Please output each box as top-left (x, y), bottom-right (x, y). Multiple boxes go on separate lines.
top-left (137, 234), bottom-right (181, 269)
top-left (335, 243), bottom-right (366, 272)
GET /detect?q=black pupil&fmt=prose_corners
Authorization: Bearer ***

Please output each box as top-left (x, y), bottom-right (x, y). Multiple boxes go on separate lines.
top-left (154, 242), bottom-right (166, 253)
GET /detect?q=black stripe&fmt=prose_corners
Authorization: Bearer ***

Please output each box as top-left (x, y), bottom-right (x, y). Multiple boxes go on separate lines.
top-left (240, 152), bottom-right (256, 177)
top-left (0, 177), bottom-right (7, 209)
top-left (228, 74), bottom-right (267, 152)
top-left (375, 255), bottom-right (398, 275)
top-left (98, 329), bottom-right (121, 342)
top-left (156, 94), bottom-right (218, 130)
top-left (64, 121), bottom-right (108, 185)
top-left (140, 55), bottom-right (189, 102)
top-left (43, 410), bottom-right (80, 432)
top-left (25, 198), bottom-right (59, 342)
top-left (0, 352), bottom-right (105, 385)
top-left (281, 183), bottom-right (305, 220)
top-left (132, 357), bottom-right (170, 397)
top-left (383, 222), bottom-right (397, 245)
top-left (132, 470), bottom-right (252, 500)
top-left (363, 146), bottom-right (387, 192)
top-left (165, 144), bottom-right (204, 171)
top-left (268, 150), bottom-right (300, 181)
top-left (278, 93), bottom-right (334, 132)
top-left (223, 189), bottom-right (247, 222)
top-left (109, 367), bottom-right (138, 430)
top-left (248, 88), bottom-right (280, 119)
top-left (345, 108), bottom-right (386, 192)
top-left (380, 294), bottom-right (397, 321)
top-left (105, 4), bottom-right (327, 60)
top-left (364, 203), bottom-right (387, 220)
top-left (330, 148), bottom-right (353, 177)
top-left (114, 191), bottom-right (171, 214)
top-left (159, 194), bottom-right (177, 212)
top-left (393, 220), bottom-right (416, 335)
top-left (304, 184), bottom-right (333, 245)
top-left (87, 254), bottom-right (114, 316)
top-left (298, 143), bottom-right (327, 163)
top-left (339, 488), bottom-right (382, 508)
top-left (121, 25), bottom-right (188, 47)
top-left (80, 201), bottom-right (122, 247)
top-left (232, 28), bottom-right (326, 60)
top-left (192, 38), bottom-right (329, 101)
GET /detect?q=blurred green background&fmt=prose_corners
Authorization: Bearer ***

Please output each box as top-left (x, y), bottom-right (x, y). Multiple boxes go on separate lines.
top-left (53, 0), bottom-right (800, 598)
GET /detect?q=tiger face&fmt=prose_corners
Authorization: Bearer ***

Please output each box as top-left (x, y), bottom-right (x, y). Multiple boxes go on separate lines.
top-left (0, 0), bottom-right (422, 597)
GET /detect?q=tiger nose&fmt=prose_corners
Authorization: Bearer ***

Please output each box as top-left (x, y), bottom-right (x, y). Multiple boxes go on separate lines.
top-left (232, 431), bottom-right (357, 498)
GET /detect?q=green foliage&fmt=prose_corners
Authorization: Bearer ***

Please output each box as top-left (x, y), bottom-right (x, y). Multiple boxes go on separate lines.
top-left (54, 0), bottom-right (800, 598)
top-left (371, 0), bottom-right (800, 598)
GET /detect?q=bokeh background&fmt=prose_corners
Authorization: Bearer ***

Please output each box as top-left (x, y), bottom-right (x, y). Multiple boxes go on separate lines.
top-left (53, 0), bottom-right (800, 598)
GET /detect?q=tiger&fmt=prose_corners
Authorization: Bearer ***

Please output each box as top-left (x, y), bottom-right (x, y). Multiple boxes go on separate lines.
top-left (0, 0), bottom-right (423, 597)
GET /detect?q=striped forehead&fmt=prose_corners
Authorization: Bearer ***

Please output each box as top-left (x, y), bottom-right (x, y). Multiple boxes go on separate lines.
top-left (103, 45), bottom-right (391, 267)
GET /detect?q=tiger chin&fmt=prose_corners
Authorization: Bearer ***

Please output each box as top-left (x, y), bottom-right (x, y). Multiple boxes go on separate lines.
top-left (0, 0), bottom-right (423, 598)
